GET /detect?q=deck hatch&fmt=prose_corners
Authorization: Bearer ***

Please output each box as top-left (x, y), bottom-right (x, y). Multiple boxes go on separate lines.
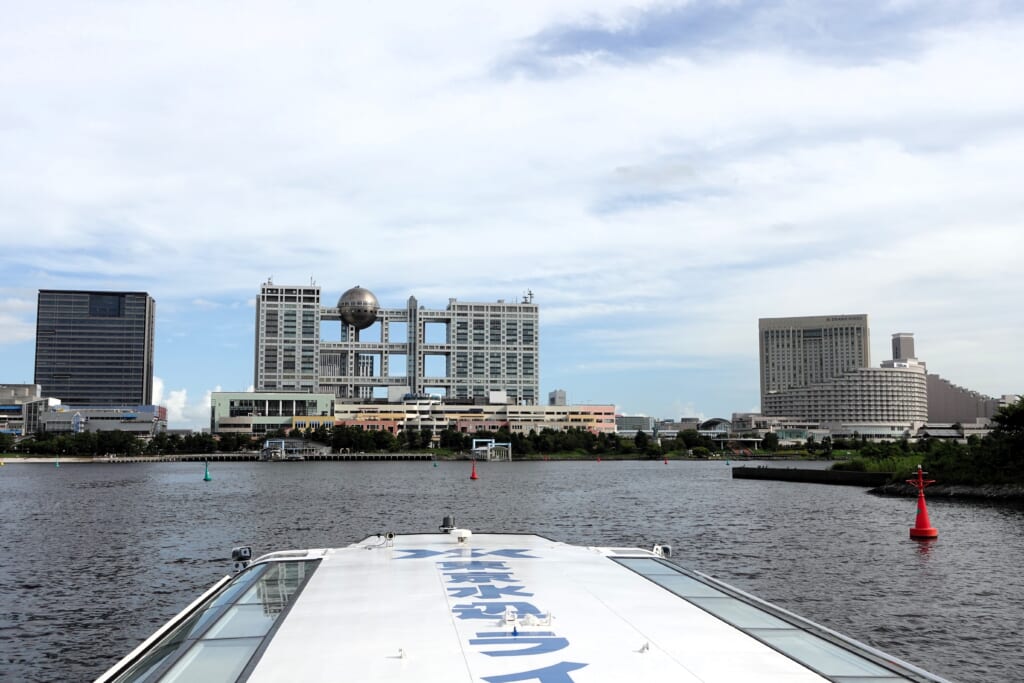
top-left (612, 557), bottom-right (925, 682)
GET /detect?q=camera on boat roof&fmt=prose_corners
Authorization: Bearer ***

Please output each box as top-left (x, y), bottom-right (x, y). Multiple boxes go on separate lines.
top-left (231, 546), bottom-right (252, 573)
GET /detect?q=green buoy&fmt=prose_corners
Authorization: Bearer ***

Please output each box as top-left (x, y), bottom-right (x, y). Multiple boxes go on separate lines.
top-left (203, 460), bottom-right (212, 482)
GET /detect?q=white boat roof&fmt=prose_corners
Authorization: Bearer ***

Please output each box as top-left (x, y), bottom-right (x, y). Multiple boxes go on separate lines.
top-left (98, 529), bottom-right (948, 683)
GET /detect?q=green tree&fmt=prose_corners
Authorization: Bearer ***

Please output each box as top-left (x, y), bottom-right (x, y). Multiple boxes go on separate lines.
top-left (677, 429), bottom-right (701, 449)
top-left (634, 430), bottom-right (650, 454)
top-left (990, 396), bottom-right (1024, 443)
top-left (761, 432), bottom-right (779, 452)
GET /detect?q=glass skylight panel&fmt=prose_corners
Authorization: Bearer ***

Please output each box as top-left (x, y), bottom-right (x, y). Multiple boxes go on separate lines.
top-left (105, 559), bottom-right (319, 683)
top-left (614, 557), bottom-right (680, 574)
top-left (638, 572), bottom-right (723, 598)
top-left (157, 638), bottom-right (264, 683)
top-left (202, 604), bottom-right (279, 639)
top-left (688, 596), bottom-right (793, 629)
top-left (752, 630), bottom-right (896, 677)
top-left (612, 556), bottom-right (915, 681)
top-left (207, 565), bottom-right (269, 609)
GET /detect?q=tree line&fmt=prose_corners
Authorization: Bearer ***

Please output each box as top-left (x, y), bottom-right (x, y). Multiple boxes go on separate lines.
top-left (18, 393), bottom-right (1019, 485)
top-left (3, 425), bottom-right (722, 458)
top-left (832, 395), bottom-right (1024, 485)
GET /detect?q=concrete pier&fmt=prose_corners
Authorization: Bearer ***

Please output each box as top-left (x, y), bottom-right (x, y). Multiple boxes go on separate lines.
top-left (732, 466), bottom-right (892, 487)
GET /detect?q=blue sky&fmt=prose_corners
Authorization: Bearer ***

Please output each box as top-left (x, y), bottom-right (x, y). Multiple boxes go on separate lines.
top-left (2, 1), bottom-right (1022, 430)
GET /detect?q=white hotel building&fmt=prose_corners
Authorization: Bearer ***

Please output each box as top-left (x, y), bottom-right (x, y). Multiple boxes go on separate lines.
top-left (759, 315), bottom-right (928, 431)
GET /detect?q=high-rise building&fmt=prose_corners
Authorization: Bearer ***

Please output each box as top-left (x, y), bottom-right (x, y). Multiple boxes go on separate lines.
top-left (255, 282), bottom-right (540, 405)
top-left (891, 332), bottom-right (916, 361)
top-left (548, 389), bottom-right (566, 406)
top-left (253, 281), bottom-right (321, 393)
top-left (33, 290), bottom-right (155, 406)
top-left (759, 314), bottom-right (870, 411)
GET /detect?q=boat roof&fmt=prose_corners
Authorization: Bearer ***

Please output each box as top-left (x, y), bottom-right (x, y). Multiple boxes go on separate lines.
top-left (98, 529), bottom-right (948, 683)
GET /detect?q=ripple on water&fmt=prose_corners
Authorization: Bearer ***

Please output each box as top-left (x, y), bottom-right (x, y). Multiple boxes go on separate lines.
top-left (1, 460), bottom-right (1022, 682)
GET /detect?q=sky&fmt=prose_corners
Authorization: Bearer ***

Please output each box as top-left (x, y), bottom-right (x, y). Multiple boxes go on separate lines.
top-left (2, 1), bottom-right (1022, 430)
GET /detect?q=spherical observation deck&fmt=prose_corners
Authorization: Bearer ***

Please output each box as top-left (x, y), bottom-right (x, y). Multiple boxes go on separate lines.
top-left (337, 286), bottom-right (379, 330)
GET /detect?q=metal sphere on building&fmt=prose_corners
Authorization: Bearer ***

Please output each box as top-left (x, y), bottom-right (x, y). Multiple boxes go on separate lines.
top-left (337, 286), bottom-right (379, 330)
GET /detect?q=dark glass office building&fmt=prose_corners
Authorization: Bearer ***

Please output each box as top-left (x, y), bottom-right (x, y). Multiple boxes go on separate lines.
top-left (34, 290), bottom-right (155, 406)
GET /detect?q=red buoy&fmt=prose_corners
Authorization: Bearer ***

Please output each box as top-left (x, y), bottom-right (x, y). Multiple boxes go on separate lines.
top-left (907, 465), bottom-right (938, 539)
top-left (470, 460), bottom-right (479, 480)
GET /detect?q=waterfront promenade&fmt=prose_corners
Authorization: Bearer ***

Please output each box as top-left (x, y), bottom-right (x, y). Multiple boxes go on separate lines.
top-left (2, 451), bottom-right (436, 463)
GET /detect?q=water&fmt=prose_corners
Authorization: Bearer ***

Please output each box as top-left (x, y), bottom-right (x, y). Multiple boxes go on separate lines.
top-left (2, 459), bottom-right (1022, 682)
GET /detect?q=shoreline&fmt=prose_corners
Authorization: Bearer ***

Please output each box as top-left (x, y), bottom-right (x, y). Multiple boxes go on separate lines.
top-left (6, 456), bottom-right (1022, 502)
top-left (869, 482), bottom-right (1024, 501)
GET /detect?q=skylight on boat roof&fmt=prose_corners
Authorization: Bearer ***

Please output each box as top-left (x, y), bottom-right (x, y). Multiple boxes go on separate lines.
top-left (613, 557), bottom-right (924, 683)
top-left (106, 559), bottom-right (319, 683)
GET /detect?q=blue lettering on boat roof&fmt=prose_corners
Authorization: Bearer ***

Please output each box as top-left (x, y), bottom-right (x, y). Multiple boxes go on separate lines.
top-left (395, 548), bottom-right (538, 559)
top-left (428, 551), bottom-right (589, 682)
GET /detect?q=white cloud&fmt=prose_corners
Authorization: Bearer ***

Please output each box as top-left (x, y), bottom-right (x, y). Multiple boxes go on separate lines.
top-left (1, 3), bottom-right (1023, 416)
top-left (0, 314), bottom-right (35, 345)
top-left (153, 376), bottom-right (217, 430)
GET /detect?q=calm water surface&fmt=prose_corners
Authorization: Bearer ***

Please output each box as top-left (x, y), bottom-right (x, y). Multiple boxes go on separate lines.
top-left (2, 460), bottom-right (1022, 682)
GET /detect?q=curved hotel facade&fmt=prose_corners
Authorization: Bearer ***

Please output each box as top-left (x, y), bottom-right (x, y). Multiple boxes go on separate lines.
top-left (762, 363), bottom-right (928, 424)
top-left (759, 314), bottom-right (930, 429)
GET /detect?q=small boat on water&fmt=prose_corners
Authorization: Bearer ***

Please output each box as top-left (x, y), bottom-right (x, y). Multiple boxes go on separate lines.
top-left (96, 516), bottom-right (950, 682)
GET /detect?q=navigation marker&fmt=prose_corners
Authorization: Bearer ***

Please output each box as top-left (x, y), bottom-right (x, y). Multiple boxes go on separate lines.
top-left (203, 460), bottom-right (212, 482)
top-left (908, 464), bottom-right (938, 539)
top-left (470, 460), bottom-right (478, 480)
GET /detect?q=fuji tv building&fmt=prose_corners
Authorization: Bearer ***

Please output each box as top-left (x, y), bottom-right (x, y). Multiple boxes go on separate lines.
top-left (253, 281), bottom-right (539, 405)
top-left (211, 281), bottom-right (617, 437)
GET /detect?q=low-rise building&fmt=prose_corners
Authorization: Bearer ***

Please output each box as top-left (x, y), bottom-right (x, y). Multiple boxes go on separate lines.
top-left (0, 384), bottom-right (43, 436)
top-left (615, 415), bottom-right (654, 432)
top-left (210, 392), bottom-right (336, 434)
top-left (210, 391), bottom-right (616, 438)
top-left (38, 404), bottom-right (167, 436)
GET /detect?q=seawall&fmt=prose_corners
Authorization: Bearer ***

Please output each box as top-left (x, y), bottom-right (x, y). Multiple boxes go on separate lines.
top-left (869, 482), bottom-right (1024, 500)
top-left (732, 466), bottom-right (891, 487)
